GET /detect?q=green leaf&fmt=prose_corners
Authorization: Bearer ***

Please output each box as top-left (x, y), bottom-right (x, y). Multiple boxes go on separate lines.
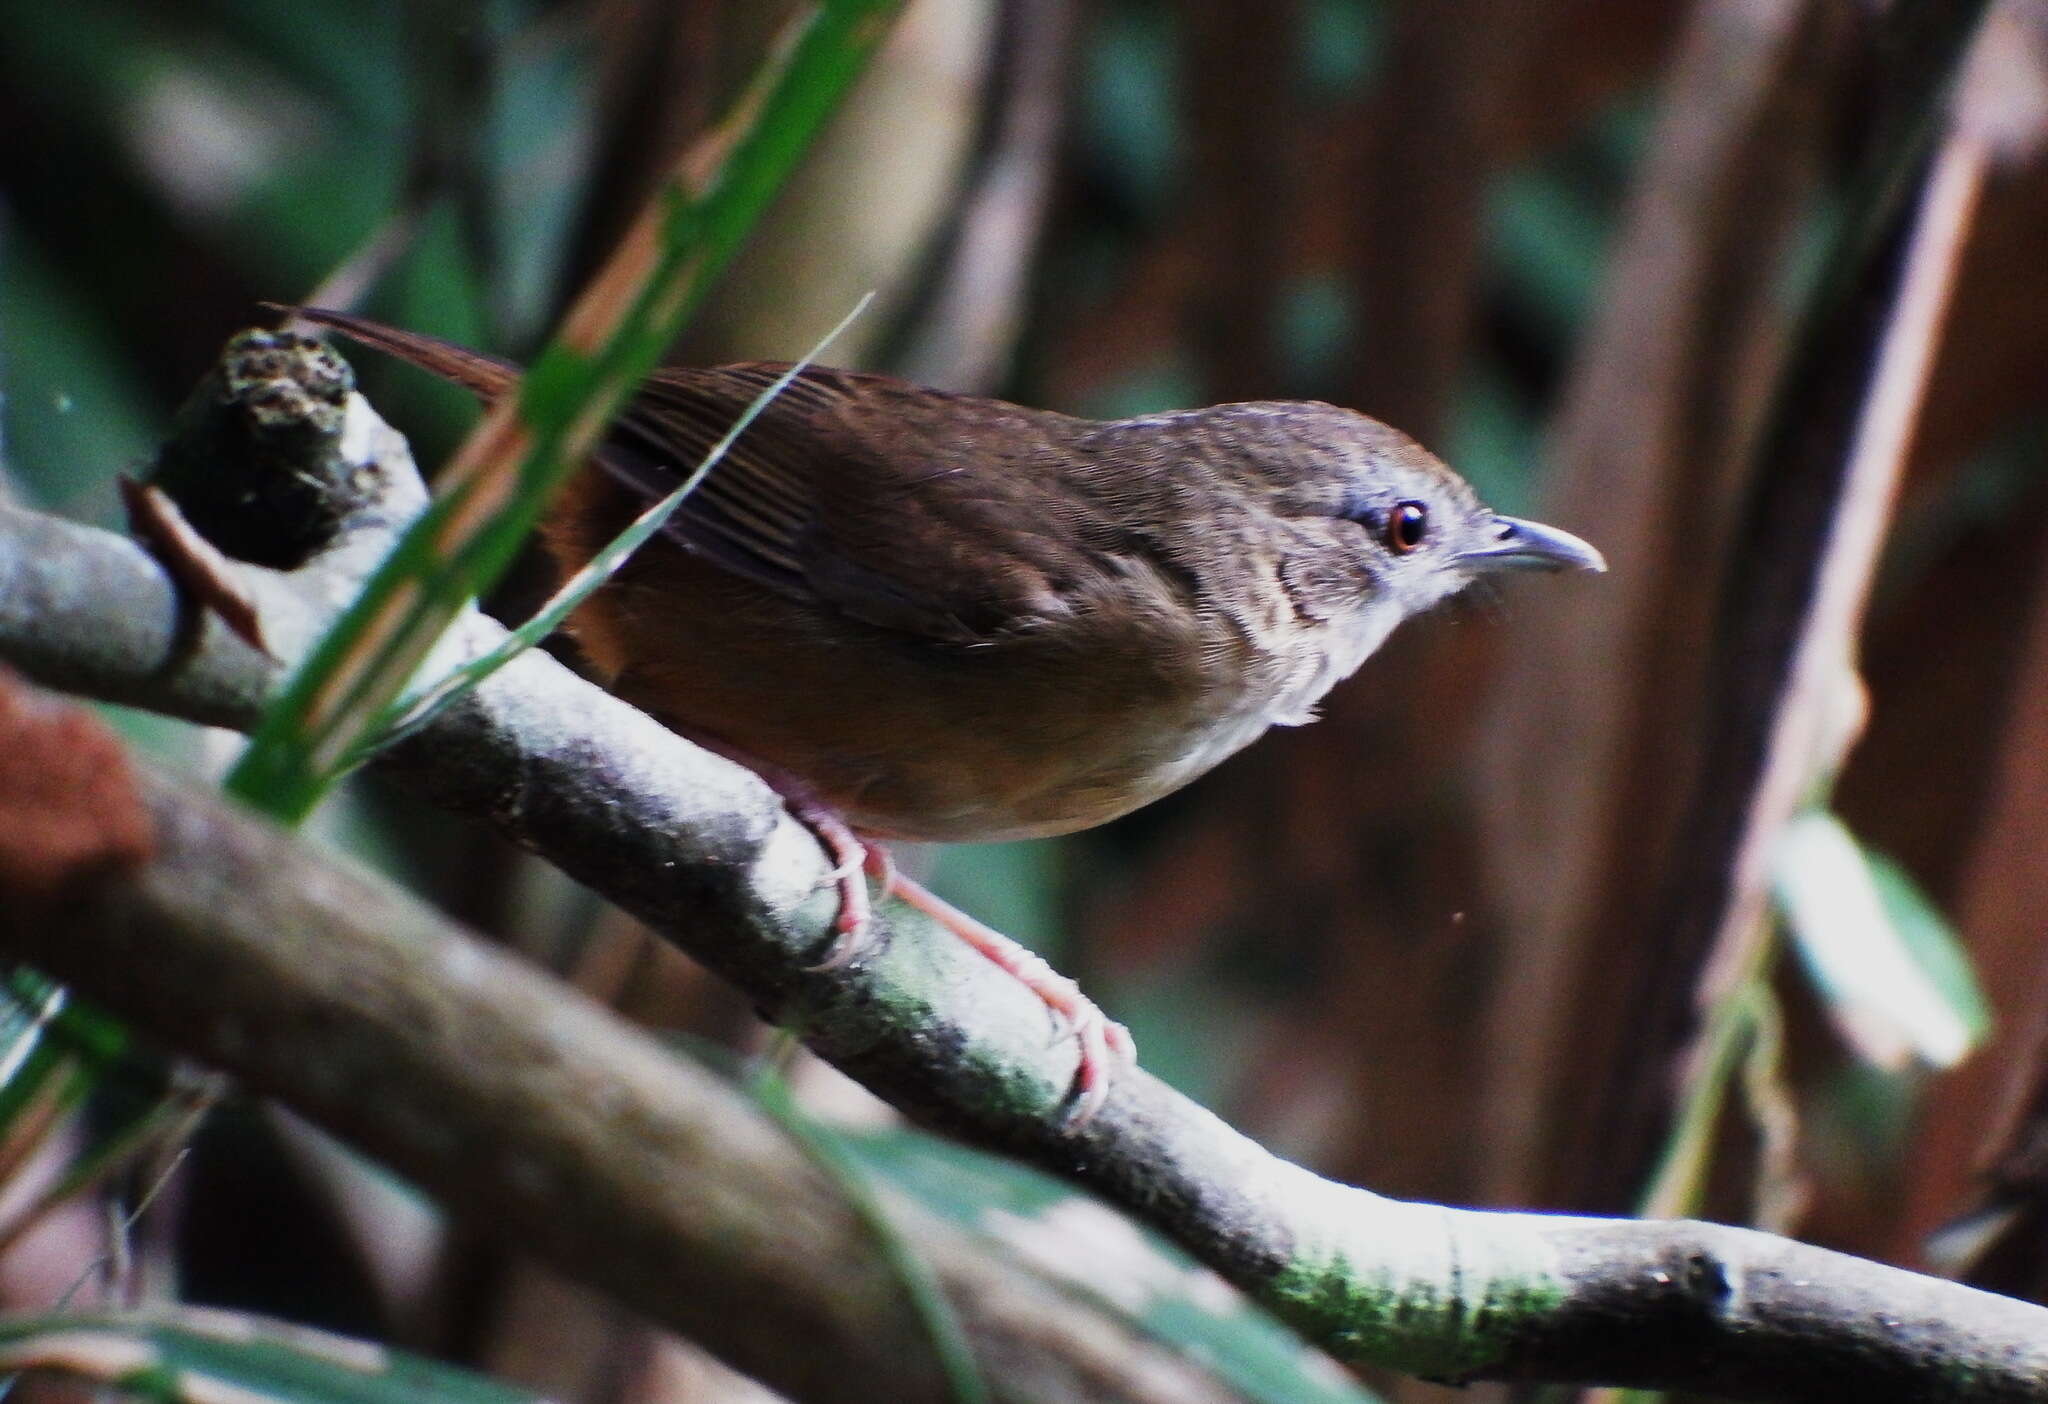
top-left (748, 1067), bottom-right (990, 1404)
top-left (1774, 811), bottom-right (1988, 1070)
top-left (841, 1128), bottom-right (1383, 1404)
top-left (0, 1308), bottom-right (545, 1403)
top-left (0, 970), bottom-right (130, 1146)
top-left (0, 972), bottom-right (81, 1139)
top-left (1865, 845), bottom-right (1992, 1047)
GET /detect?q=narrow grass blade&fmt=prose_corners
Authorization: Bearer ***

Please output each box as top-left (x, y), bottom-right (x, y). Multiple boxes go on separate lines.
top-left (0, 1309), bottom-right (549, 1403)
top-left (357, 292), bottom-right (874, 760)
top-left (225, 1), bottom-right (905, 825)
top-left (746, 1065), bottom-right (992, 1404)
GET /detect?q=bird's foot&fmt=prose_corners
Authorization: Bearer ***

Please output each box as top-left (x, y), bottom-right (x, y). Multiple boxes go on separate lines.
top-left (879, 869), bottom-right (1135, 1127)
top-left (804, 817), bottom-right (892, 970)
top-left (691, 752), bottom-right (878, 965)
top-left (779, 798), bottom-right (1132, 1124)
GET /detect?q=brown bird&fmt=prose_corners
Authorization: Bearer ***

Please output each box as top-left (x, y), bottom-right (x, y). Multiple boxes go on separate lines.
top-left (289, 306), bottom-right (1604, 1121)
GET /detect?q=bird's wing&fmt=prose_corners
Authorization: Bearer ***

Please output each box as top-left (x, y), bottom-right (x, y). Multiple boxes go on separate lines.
top-left (610, 365), bottom-right (1147, 645)
top-left (284, 307), bottom-right (1166, 648)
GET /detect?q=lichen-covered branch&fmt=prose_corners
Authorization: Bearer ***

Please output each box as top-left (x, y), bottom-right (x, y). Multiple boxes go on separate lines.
top-left (1, 331), bottom-right (2044, 1399)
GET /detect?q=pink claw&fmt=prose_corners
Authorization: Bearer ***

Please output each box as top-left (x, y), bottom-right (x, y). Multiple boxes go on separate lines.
top-left (770, 771), bottom-right (1133, 1121)
top-left (794, 806), bottom-right (881, 969)
top-left (881, 866), bottom-right (1135, 1126)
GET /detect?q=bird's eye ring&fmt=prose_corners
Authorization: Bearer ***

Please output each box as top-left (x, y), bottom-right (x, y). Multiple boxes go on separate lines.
top-left (1386, 500), bottom-right (1428, 554)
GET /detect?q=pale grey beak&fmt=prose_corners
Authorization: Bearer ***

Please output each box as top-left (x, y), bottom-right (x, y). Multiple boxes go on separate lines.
top-left (1462, 515), bottom-right (1607, 573)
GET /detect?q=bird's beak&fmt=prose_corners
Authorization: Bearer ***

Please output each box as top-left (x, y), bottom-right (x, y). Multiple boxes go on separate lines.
top-left (1461, 515), bottom-right (1607, 574)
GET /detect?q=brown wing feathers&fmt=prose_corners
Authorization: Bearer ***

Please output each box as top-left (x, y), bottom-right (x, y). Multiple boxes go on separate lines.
top-left (283, 306), bottom-right (1105, 647)
top-left (286, 306), bottom-right (830, 597)
top-left (281, 306), bottom-right (520, 398)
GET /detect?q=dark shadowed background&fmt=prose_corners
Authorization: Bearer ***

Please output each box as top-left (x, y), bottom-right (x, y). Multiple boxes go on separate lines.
top-left (2, 2), bottom-right (2046, 1400)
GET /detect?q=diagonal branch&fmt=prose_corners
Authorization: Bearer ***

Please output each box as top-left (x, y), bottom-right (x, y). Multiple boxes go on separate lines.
top-left (0, 329), bottom-right (2044, 1399)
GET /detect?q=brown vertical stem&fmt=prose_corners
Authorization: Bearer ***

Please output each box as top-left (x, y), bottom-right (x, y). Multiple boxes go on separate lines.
top-left (1472, 0), bottom-right (1848, 1208)
top-left (1575, 0), bottom-right (1993, 1208)
top-left (1895, 525), bottom-right (2048, 1286)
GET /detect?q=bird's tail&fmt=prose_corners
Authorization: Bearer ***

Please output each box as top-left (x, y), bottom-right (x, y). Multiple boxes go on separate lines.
top-left (267, 304), bottom-right (520, 400)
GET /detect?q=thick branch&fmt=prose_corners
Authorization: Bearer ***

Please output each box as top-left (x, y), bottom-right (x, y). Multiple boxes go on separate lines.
top-left (0, 677), bottom-right (1254, 1404)
top-left (0, 331), bottom-right (2044, 1398)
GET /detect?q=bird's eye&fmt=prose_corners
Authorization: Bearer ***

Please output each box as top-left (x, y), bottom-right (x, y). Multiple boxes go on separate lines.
top-left (1385, 500), bottom-right (1428, 554)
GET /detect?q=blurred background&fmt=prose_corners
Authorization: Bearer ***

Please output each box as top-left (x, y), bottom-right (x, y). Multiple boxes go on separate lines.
top-left (2, 0), bottom-right (2046, 1400)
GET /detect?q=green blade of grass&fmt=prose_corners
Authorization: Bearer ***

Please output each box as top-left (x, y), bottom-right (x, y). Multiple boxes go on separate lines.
top-left (746, 1062), bottom-right (992, 1404)
top-left (0, 1309), bottom-right (551, 1403)
top-left (0, 970), bottom-right (132, 1171)
top-left (226, 0), bottom-right (904, 825)
top-left (352, 292), bottom-right (874, 762)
